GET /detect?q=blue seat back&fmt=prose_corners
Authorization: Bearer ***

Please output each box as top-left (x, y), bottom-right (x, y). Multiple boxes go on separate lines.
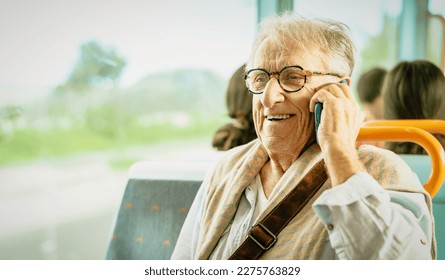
top-left (105, 179), bottom-right (201, 260)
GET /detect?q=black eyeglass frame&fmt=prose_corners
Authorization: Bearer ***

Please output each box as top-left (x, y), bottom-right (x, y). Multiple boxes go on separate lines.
top-left (244, 65), bottom-right (344, 94)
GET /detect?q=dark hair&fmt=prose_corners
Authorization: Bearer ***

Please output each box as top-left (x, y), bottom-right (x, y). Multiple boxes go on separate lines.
top-left (357, 67), bottom-right (387, 103)
top-left (212, 64), bottom-right (257, 151)
top-left (382, 60), bottom-right (445, 154)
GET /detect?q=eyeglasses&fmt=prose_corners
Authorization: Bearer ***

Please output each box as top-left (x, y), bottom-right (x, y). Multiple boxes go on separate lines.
top-left (244, 65), bottom-right (343, 94)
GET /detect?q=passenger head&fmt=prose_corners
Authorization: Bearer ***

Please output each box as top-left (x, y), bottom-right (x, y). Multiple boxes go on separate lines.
top-left (245, 13), bottom-right (354, 158)
top-left (226, 64), bottom-right (253, 123)
top-left (357, 67), bottom-right (387, 120)
top-left (212, 64), bottom-right (257, 151)
top-left (382, 60), bottom-right (445, 154)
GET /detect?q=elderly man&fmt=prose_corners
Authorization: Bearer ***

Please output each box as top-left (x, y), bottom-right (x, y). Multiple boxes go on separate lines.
top-left (171, 14), bottom-right (435, 260)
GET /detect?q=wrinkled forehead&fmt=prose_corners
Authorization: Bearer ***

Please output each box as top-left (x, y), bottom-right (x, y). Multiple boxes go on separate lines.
top-left (250, 37), bottom-right (327, 72)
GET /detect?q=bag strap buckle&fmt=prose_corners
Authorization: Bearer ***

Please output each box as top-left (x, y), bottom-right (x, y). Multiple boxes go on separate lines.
top-left (248, 223), bottom-right (277, 250)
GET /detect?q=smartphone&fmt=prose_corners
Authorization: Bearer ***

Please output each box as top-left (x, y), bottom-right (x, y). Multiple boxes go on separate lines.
top-left (314, 102), bottom-right (323, 144)
top-left (314, 80), bottom-right (347, 144)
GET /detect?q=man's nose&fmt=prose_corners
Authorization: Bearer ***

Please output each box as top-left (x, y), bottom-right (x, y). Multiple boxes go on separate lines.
top-left (261, 77), bottom-right (285, 108)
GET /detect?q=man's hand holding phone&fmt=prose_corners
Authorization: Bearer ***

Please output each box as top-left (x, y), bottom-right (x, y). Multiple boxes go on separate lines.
top-left (309, 82), bottom-right (366, 186)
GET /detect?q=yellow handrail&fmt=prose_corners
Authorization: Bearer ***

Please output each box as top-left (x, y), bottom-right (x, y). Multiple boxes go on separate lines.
top-left (359, 120), bottom-right (445, 198)
top-left (365, 119), bottom-right (445, 135)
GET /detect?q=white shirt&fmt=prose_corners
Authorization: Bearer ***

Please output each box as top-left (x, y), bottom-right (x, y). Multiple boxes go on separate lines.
top-left (171, 172), bottom-right (433, 260)
top-left (205, 174), bottom-right (268, 259)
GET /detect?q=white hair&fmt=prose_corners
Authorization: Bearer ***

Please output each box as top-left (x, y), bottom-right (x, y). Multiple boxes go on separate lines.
top-left (247, 13), bottom-right (355, 76)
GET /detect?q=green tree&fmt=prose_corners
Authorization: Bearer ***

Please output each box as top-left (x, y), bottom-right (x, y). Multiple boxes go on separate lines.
top-left (0, 105), bottom-right (22, 142)
top-left (0, 105), bottom-right (22, 129)
top-left (60, 41), bottom-right (126, 92)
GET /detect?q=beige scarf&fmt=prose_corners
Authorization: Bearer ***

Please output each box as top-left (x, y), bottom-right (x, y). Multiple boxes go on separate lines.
top-left (195, 139), bottom-right (435, 259)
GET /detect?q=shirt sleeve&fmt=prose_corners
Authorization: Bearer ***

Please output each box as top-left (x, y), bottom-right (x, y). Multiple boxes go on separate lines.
top-left (170, 183), bottom-right (205, 259)
top-left (312, 172), bottom-right (433, 259)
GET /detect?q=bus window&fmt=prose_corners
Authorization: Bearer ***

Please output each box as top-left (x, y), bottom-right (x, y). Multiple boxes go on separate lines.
top-left (0, 0), bottom-right (256, 260)
top-left (427, 0), bottom-right (445, 71)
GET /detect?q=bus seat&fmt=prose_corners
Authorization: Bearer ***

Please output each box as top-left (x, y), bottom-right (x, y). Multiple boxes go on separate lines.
top-left (400, 155), bottom-right (445, 204)
top-left (105, 161), bottom-right (208, 260)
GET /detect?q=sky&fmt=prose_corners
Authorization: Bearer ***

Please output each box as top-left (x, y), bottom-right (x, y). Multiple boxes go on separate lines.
top-left (0, 0), bottom-right (256, 89)
top-left (0, 0), bottom-right (444, 104)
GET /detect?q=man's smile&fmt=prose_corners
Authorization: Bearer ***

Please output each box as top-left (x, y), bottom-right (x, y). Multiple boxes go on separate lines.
top-left (265, 114), bottom-right (296, 121)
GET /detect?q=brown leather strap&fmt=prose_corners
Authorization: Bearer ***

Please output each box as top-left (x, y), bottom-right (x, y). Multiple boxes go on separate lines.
top-left (228, 160), bottom-right (327, 260)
